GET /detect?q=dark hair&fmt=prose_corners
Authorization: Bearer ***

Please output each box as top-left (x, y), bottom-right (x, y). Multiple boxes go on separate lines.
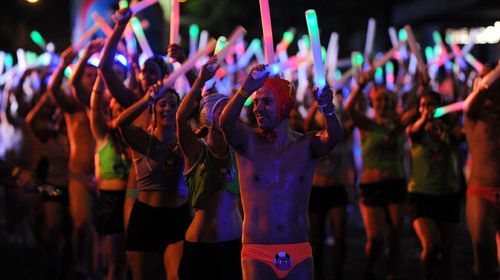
top-left (142, 55), bottom-right (174, 78)
top-left (419, 91), bottom-right (441, 106)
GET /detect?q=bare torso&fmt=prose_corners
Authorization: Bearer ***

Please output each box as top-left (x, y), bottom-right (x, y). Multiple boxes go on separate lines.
top-left (237, 130), bottom-right (316, 244)
top-left (64, 110), bottom-right (95, 174)
top-left (465, 101), bottom-right (500, 188)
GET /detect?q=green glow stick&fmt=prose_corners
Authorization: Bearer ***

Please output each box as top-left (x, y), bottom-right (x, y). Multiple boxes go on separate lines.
top-left (30, 30), bottom-right (46, 50)
top-left (5, 53), bottom-right (14, 70)
top-left (305, 9), bottom-right (326, 89)
top-left (119, 0), bottom-right (129, 9)
top-left (130, 17), bottom-right (154, 58)
top-left (398, 29), bottom-right (408, 42)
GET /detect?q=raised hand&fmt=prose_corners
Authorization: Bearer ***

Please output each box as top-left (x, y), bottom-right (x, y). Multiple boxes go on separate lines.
top-left (112, 8), bottom-right (132, 26)
top-left (358, 68), bottom-right (375, 87)
top-left (199, 56), bottom-right (219, 82)
top-left (168, 44), bottom-right (187, 63)
top-left (85, 38), bottom-right (105, 55)
top-left (60, 46), bottom-right (77, 66)
top-left (241, 64), bottom-right (269, 94)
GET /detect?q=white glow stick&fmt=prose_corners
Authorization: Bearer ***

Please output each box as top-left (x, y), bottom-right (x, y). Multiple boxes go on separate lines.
top-left (237, 38), bottom-right (261, 69)
top-left (130, 17), bottom-right (154, 58)
top-left (305, 9), bottom-right (326, 89)
top-left (91, 12), bottom-right (113, 37)
top-left (404, 25), bottom-right (427, 78)
top-left (130, 0), bottom-right (158, 14)
top-left (259, 0), bottom-right (275, 64)
top-left (72, 22), bottom-right (101, 52)
top-left (326, 32), bottom-right (338, 80)
top-left (160, 38), bottom-right (216, 90)
top-left (388, 27), bottom-right (399, 48)
top-left (461, 29), bottom-right (478, 56)
top-left (198, 30), bottom-right (209, 51)
top-left (170, 0), bottom-right (180, 45)
top-left (364, 18), bottom-right (376, 59)
top-left (251, 55), bottom-right (308, 79)
top-left (16, 49), bottom-right (26, 72)
top-left (371, 41), bottom-right (405, 69)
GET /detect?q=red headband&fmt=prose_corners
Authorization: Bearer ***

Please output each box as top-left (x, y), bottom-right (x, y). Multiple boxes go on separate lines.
top-left (263, 78), bottom-right (296, 119)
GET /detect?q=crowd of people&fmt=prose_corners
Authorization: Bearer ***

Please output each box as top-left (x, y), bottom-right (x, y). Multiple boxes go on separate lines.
top-left (0, 3), bottom-right (499, 280)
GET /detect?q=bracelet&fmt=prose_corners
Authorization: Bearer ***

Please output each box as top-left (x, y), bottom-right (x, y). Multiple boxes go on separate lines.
top-left (237, 89), bottom-right (250, 99)
top-left (319, 103), bottom-right (336, 117)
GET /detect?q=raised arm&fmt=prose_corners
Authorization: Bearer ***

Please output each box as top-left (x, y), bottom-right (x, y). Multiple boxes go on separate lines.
top-left (70, 39), bottom-right (104, 107)
top-left (168, 44), bottom-right (197, 86)
top-left (176, 57), bottom-right (218, 168)
top-left (406, 105), bottom-right (429, 141)
top-left (345, 70), bottom-right (374, 130)
top-left (89, 76), bottom-right (109, 144)
top-left (220, 64), bottom-right (268, 153)
top-left (309, 86), bottom-right (343, 159)
top-left (99, 8), bottom-right (137, 108)
top-left (48, 46), bottom-right (78, 113)
top-left (463, 75), bottom-right (494, 118)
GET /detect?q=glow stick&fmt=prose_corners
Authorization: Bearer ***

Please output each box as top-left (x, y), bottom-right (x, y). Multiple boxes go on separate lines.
top-left (160, 38), bottom-right (216, 90)
top-left (375, 67), bottom-right (383, 84)
top-left (130, 0), bottom-right (158, 14)
top-left (213, 26), bottom-right (247, 65)
top-left (296, 38), bottom-right (309, 103)
top-left (16, 49), bottom-right (26, 72)
top-left (26, 51), bottom-right (37, 67)
top-left (326, 32), bottom-right (339, 84)
top-left (432, 31), bottom-right (448, 58)
top-left (337, 58), bottom-right (351, 69)
top-left (305, 9), bottom-right (326, 89)
top-left (259, 0), bottom-right (275, 64)
top-left (170, 0), bottom-right (180, 45)
top-left (408, 54), bottom-right (417, 75)
top-left (461, 29), bottom-right (478, 55)
top-left (276, 28), bottom-right (295, 54)
top-left (189, 24), bottom-right (199, 57)
top-left (252, 55), bottom-right (308, 79)
top-left (91, 12), bottom-right (113, 37)
top-left (198, 30), bottom-right (209, 51)
top-left (478, 59), bottom-right (500, 89)
top-left (30, 30), bottom-right (46, 50)
top-left (433, 101), bottom-right (464, 118)
top-left (237, 38), bottom-right (261, 69)
top-left (364, 18), bottom-right (376, 59)
top-left (4, 53), bottom-right (13, 70)
top-left (204, 37), bottom-right (226, 89)
top-left (464, 53), bottom-right (483, 73)
top-left (371, 41), bottom-right (404, 69)
top-left (351, 51), bottom-right (363, 79)
top-left (0, 52), bottom-right (4, 75)
top-left (130, 17), bottom-right (154, 58)
top-left (404, 25), bottom-right (427, 78)
top-left (72, 22), bottom-right (101, 52)
top-left (385, 61), bottom-right (395, 90)
top-left (119, 0), bottom-right (129, 9)
top-left (125, 29), bottom-right (137, 55)
top-left (388, 27), bottom-right (398, 48)
top-left (215, 37), bottom-right (227, 54)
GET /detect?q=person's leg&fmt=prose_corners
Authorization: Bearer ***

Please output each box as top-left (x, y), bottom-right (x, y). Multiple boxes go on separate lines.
top-left (413, 217), bottom-right (441, 280)
top-left (437, 222), bottom-right (456, 280)
top-left (359, 204), bottom-right (386, 279)
top-left (104, 233), bottom-right (126, 280)
top-left (126, 251), bottom-right (163, 280)
top-left (309, 210), bottom-right (327, 280)
top-left (164, 240), bottom-right (183, 280)
top-left (466, 195), bottom-right (498, 279)
top-left (386, 203), bottom-right (406, 280)
top-left (68, 178), bottom-right (94, 277)
top-left (242, 259), bottom-right (278, 280)
top-left (42, 201), bottom-right (64, 278)
top-left (286, 257), bottom-right (314, 280)
top-left (328, 207), bottom-right (347, 280)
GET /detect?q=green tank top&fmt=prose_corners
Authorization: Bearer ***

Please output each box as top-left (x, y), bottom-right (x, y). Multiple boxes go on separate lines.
top-left (184, 141), bottom-right (240, 209)
top-left (408, 122), bottom-right (459, 194)
top-left (97, 138), bottom-right (130, 181)
top-left (361, 125), bottom-right (405, 177)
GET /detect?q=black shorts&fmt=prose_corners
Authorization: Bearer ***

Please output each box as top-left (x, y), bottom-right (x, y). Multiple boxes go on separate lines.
top-left (179, 239), bottom-right (242, 280)
top-left (125, 200), bottom-right (192, 252)
top-left (309, 185), bottom-right (348, 212)
top-left (359, 179), bottom-right (407, 207)
top-left (94, 190), bottom-right (125, 234)
top-left (409, 192), bottom-right (461, 223)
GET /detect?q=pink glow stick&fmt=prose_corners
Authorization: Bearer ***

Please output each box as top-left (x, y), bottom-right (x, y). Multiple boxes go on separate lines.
top-left (72, 22), bottom-right (101, 52)
top-left (91, 13), bottom-right (113, 37)
top-left (433, 101), bottom-right (464, 118)
top-left (259, 0), bottom-right (275, 64)
top-left (371, 41), bottom-right (405, 69)
top-left (130, 0), bottom-right (158, 14)
top-left (465, 54), bottom-right (484, 73)
top-left (404, 25), bottom-right (427, 78)
top-left (160, 38), bottom-right (216, 90)
top-left (170, 0), bottom-right (180, 45)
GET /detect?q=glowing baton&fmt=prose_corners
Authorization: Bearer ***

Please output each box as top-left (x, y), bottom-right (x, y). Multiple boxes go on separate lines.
top-left (276, 28), bottom-right (295, 54)
top-left (26, 51), bottom-right (38, 67)
top-left (371, 41), bottom-right (405, 70)
top-left (130, 0), bottom-right (158, 14)
top-left (385, 61), bottom-right (395, 90)
top-left (16, 49), bottom-right (27, 71)
top-left (326, 32), bottom-right (339, 84)
top-left (305, 9), bottom-right (326, 89)
top-left (160, 38), bottom-right (216, 90)
top-left (130, 17), bottom-right (154, 58)
top-left (4, 53), bottom-right (13, 70)
top-left (30, 30), bottom-right (46, 50)
top-left (464, 53), bottom-right (483, 73)
top-left (91, 13), bottom-right (113, 37)
top-left (364, 18), bottom-right (376, 60)
top-left (432, 31), bottom-right (448, 57)
top-left (478, 59), bottom-right (500, 89)
top-left (237, 38), bottom-right (261, 69)
top-left (189, 24), bottom-right (199, 57)
top-left (0, 52), bottom-right (4, 75)
top-left (198, 30), bottom-right (209, 51)
top-left (351, 51), bottom-right (363, 79)
top-left (433, 101), bottom-right (464, 118)
top-left (72, 22), bottom-right (101, 52)
top-left (259, 0), bottom-right (275, 64)
top-left (119, 0), bottom-right (129, 9)
top-left (169, 0), bottom-right (180, 45)
top-left (404, 25), bottom-right (427, 78)
top-left (388, 27), bottom-right (398, 48)
top-left (461, 29), bottom-right (478, 56)
top-left (213, 26), bottom-right (247, 66)
top-left (252, 55), bottom-right (308, 79)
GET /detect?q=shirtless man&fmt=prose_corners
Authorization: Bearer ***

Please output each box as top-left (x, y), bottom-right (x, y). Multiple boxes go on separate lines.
top-left (464, 61), bottom-right (500, 280)
top-left (48, 41), bottom-right (101, 278)
top-left (220, 65), bottom-right (343, 280)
